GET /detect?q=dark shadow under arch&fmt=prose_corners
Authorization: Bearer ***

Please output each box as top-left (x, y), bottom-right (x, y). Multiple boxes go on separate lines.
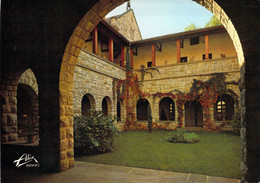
top-left (102, 96), bottom-right (112, 116)
top-left (137, 99), bottom-right (149, 121)
top-left (17, 83), bottom-right (39, 142)
top-left (82, 94), bottom-right (95, 117)
top-left (185, 100), bottom-right (203, 127)
top-left (159, 97), bottom-right (175, 121)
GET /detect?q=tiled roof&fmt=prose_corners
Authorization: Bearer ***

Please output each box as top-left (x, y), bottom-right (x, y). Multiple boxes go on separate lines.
top-left (132, 25), bottom-right (225, 45)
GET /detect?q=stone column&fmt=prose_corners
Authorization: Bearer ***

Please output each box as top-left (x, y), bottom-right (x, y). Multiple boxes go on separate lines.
top-left (174, 100), bottom-right (178, 123)
top-left (152, 97), bottom-right (160, 122)
top-left (209, 104), bottom-right (214, 126)
top-left (240, 56), bottom-right (260, 182)
top-left (1, 72), bottom-right (20, 142)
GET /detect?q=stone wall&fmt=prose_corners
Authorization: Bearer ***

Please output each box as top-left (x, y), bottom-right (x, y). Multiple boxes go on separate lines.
top-left (18, 69), bottom-right (39, 95)
top-left (74, 53), bottom-right (240, 130)
top-left (73, 49), bottom-right (126, 120)
top-left (133, 57), bottom-right (240, 127)
top-left (108, 9), bottom-right (142, 41)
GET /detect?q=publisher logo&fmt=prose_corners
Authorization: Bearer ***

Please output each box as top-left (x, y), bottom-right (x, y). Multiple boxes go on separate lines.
top-left (13, 153), bottom-right (40, 168)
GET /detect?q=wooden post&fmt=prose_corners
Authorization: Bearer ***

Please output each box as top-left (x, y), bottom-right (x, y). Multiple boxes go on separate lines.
top-left (177, 39), bottom-right (181, 63)
top-left (92, 27), bottom-right (98, 54)
top-left (130, 49), bottom-right (133, 69)
top-left (151, 44), bottom-right (155, 66)
top-left (205, 34), bottom-right (209, 60)
top-left (121, 46), bottom-right (125, 67)
top-left (109, 38), bottom-right (114, 62)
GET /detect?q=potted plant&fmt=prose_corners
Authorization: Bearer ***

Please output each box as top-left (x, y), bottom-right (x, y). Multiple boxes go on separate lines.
top-left (23, 114), bottom-right (37, 143)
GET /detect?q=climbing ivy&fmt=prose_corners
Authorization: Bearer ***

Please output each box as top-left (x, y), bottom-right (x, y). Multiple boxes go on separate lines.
top-left (115, 51), bottom-right (238, 132)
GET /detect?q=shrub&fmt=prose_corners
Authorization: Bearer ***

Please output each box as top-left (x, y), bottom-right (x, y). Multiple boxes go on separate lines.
top-left (167, 128), bottom-right (199, 143)
top-left (232, 107), bottom-right (241, 135)
top-left (74, 111), bottom-right (118, 154)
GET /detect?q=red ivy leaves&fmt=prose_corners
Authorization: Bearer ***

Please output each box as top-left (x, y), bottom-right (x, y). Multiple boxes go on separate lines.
top-left (116, 72), bottom-right (236, 132)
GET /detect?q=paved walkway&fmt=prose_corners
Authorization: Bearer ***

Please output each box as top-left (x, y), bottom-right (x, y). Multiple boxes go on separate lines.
top-left (3, 161), bottom-right (240, 183)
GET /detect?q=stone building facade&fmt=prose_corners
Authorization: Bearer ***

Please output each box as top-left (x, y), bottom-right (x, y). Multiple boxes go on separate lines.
top-left (1, 1), bottom-right (259, 181)
top-left (105, 9), bottom-right (142, 42)
top-left (132, 57), bottom-right (240, 130)
top-left (73, 49), bottom-right (126, 123)
top-left (74, 10), bottom-right (240, 131)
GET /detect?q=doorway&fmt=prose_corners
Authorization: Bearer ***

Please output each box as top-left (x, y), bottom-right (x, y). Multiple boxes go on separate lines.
top-left (185, 100), bottom-right (203, 127)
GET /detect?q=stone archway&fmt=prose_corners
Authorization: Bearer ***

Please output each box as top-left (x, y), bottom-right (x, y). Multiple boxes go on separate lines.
top-left (59, 0), bottom-right (241, 170)
top-left (136, 99), bottom-right (149, 121)
top-left (102, 96), bottom-right (112, 116)
top-left (17, 83), bottom-right (39, 142)
top-left (159, 97), bottom-right (175, 121)
top-left (214, 94), bottom-right (234, 121)
top-left (185, 100), bottom-right (203, 127)
top-left (81, 94), bottom-right (95, 117)
top-left (1, 68), bottom-right (39, 143)
top-left (58, 1), bottom-right (259, 182)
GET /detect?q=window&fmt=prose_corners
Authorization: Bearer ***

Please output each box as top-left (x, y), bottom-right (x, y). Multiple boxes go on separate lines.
top-left (180, 39), bottom-right (184, 48)
top-left (180, 57), bottom-right (187, 63)
top-left (147, 61), bottom-right (152, 67)
top-left (216, 100), bottom-right (226, 120)
top-left (215, 94), bottom-right (234, 121)
top-left (190, 36), bottom-right (199, 45)
top-left (203, 53), bottom-right (212, 60)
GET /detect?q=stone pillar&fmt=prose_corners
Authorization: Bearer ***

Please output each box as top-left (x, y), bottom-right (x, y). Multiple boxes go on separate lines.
top-left (181, 104), bottom-right (185, 127)
top-left (174, 100), bottom-right (178, 122)
top-left (152, 97), bottom-right (160, 122)
top-left (209, 105), bottom-right (214, 126)
top-left (121, 100), bottom-right (126, 122)
top-left (240, 55), bottom-right (260, 182)
top-left (1, 72), bottom-right (20, 142)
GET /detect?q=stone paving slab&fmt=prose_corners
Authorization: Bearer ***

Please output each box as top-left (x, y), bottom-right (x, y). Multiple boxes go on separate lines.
top-left (188, 173), bottom-right (208, 182)
top-left (129, 167), bottom-right (162, 176)
top-left (160, 171), bottom-right (190, 182)
top-left (96, 164), bottom-right (133, 173)
top-left (2, 161), bottom-right (241, 183)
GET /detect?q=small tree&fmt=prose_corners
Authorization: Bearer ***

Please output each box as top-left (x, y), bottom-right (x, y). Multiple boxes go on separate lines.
top-left (205, 16), bottom-right (222, 28)
top-left (184, 23), bottom-right (199, 31)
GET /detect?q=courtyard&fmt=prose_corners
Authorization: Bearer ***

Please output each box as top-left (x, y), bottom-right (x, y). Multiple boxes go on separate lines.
top-left (1, 0), bottom-right (260, 182)
top-left (76, 130), bottom-right (241, 179)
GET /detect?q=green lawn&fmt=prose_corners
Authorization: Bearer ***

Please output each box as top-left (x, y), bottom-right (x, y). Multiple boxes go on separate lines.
top-left (76, 130), bottom-right (241, 179)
